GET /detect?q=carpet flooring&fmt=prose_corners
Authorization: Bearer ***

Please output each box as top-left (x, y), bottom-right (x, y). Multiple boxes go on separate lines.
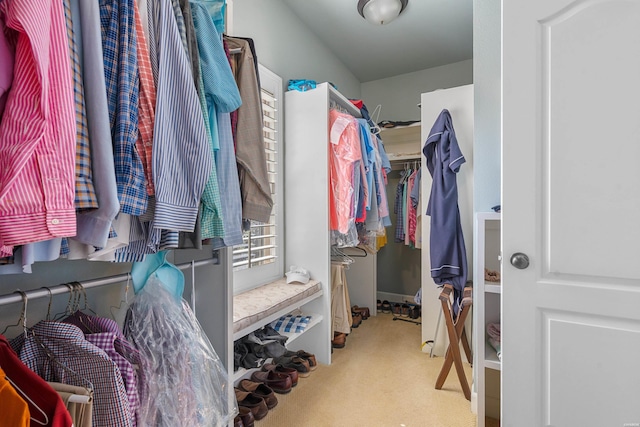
top-left (252, 312), bottom-right (483, 427)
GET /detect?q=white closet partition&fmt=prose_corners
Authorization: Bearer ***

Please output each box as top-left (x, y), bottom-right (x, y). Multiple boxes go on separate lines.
top-left (420, 84), bottom-right (474, 360)
top-left (284, 82), bottom-right (362, 365)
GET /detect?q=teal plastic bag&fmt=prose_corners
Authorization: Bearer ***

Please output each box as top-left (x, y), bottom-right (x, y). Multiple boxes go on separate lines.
top-left (131, 251), bottom-right (184, 300)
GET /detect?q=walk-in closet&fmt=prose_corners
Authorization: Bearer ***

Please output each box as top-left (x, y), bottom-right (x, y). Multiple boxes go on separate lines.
top-left (7, 0), bottom-right (633, 426)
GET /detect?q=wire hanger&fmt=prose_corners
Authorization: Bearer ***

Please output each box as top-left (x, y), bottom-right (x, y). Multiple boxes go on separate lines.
top-left (110, 274), bottom-right (132, 322)
top-left (369, 104), bottom-right (382, 135)
top-left (52, 283), bottom-right (75, 322)
top-left (1, 290), bottom-right (28, 338)
top-left (40, 287), bottom-right (53, 321)
top-left (4, 375), bottom-right (49, 426)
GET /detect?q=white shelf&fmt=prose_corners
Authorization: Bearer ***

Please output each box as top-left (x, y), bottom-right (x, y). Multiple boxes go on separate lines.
top-left (484, 345), bottom-right (501, 371)
top-left (278, 312), bottom-right (323, 344)
top-left (484, 282), bottom-right (502, 293)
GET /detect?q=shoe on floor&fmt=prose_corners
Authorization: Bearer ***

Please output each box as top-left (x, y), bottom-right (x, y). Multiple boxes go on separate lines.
top-left (238, 379), bottom-right (278, 409)
top-left (377, 299), bottom-right (382, 312)
top-left (251, 370), bottom-right (293, 394)
top-left (262, 363), bottom-right (299, 386)
top-left (392, 303), bottom-right (402, 315)
top-left (239, 407), bottom-right (255, 427)
top-left (332, 332), bottom-right (346, 348)
top-left (401, 303), bottom-right (411, 317)
top-left (351, 311), bottom-right (362, 328)
top-left (352, 305), bottom-right (370, 319)
top-left (235, 389), bottom-right (269, 421)
top-left (381, 300), bottom-right (392, 313)
top-left (295, 350), bottom-right (318, 370)
top-left (272, 356), bottom-right (311, 377)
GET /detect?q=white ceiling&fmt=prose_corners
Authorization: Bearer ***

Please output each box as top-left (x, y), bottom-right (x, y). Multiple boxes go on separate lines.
top-left (281, 0), bottom-right (473, 83)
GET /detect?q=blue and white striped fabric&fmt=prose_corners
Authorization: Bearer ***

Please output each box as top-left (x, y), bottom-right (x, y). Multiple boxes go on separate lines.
top-left (271, 315), bottom-right (312, 334)
top-left (152, 0), bottom-right (212, 232)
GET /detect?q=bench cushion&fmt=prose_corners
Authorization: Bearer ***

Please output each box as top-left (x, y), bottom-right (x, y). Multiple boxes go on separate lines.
top-left (233, 278), bottom-right (321, 334)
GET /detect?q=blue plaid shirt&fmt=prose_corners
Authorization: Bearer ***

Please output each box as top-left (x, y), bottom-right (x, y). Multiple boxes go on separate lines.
top-left (100, 0), bottom-right (147, 216)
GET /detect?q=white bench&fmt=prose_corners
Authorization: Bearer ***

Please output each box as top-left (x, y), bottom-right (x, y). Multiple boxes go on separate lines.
top-left (232, 277), bottom-right (323, 341)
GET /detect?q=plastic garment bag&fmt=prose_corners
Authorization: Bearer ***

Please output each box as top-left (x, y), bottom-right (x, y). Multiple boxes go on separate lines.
top-left (124, 276), bottom-right (237, 426)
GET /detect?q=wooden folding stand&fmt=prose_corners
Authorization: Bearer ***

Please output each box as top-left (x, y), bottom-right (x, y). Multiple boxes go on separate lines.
top-left (435, 284), bottom-right (473, 400)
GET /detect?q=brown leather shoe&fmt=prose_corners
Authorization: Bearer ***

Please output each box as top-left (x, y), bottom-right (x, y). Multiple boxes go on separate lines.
top-left (238, 379), bottom-right (279, 409)
top-left (238, 407), bottom-right (255, 427)
top-left (352, 305), bottom-right (370, 319)
top-left (332, 332), bottom-right (346, 348)
top-left (235, 389), bottom-right (268, 421)
top-left (351, 312), bottom-right (362, 328)
top-left (296, 350), bottom-right (318, 371)
top-left (234, 414), bottom-right (243, 427)
top-left (251, 370), bottom-right (293, 394)
top-left (262, 363), bottom-right (299, 386)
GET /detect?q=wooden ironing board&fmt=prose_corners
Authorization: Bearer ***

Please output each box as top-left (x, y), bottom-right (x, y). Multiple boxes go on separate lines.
top-left (435, 283), bottom-right (473, 400)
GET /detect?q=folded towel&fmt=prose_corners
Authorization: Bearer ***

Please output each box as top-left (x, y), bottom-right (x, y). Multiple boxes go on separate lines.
top-left (271, 314), bottom-right (312, 333)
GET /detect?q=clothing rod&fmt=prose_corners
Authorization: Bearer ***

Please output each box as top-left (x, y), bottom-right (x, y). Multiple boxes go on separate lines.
top-left (0, 258), bottom-right (217, 307)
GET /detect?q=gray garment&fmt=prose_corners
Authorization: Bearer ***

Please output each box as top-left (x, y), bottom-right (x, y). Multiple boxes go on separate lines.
top-left (423, 109), bottom-right (468, 307)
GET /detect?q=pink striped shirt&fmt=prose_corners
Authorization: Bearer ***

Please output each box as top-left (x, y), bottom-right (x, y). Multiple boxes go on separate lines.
top-left (0, 0), bottom-right (77, 257)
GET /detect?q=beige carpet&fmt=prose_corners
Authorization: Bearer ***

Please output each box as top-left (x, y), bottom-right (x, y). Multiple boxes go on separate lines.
top-left (254, 312), bottom-right (481, 427)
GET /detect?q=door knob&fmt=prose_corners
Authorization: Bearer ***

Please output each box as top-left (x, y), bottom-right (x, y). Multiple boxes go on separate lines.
top-left (510, 252), bottom-right (530, 269)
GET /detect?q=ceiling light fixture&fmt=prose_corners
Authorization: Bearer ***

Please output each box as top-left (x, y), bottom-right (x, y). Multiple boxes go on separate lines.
top-left (357, 0), bottom-right (408, 26)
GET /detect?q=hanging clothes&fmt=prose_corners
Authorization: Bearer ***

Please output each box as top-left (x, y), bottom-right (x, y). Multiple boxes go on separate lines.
top-left (0, 335), bottom-right (74, 427)
top-left (423, 109), bottom-right (468, 311)
top-left (0, 0), bottom-right (77, 257)
top-left (0, 367), bottom-right (30, 427)
top-left (49, 382), bottom-right (94, 427)
top-left (225, 35), bottom-right (273, 224)
top-left (11, 322), bottom-right (133, 427)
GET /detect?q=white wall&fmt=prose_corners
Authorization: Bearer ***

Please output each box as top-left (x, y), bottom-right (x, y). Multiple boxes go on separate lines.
top-left (473, 0), bottom-right (501, 213)
top-left (230, 0), bottom-right (361, 99)
top-left (361, 59), bottom-right (473, 122)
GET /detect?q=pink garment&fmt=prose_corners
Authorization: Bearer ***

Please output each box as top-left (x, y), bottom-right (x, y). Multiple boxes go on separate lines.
top-left (0, 19), bottom-right (14, 117)
top-left (407, 170), bottom-right (418, 245)
top-left (329, 109), bottom-right (361, 234)
top-left (0, 0), bottom-right (77, 257)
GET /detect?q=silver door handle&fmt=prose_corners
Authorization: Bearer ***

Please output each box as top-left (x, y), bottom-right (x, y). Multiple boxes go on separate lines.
top-left (510, 252), bottom-right (530, 269)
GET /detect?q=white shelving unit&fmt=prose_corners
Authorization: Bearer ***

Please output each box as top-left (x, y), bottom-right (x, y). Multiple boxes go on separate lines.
top-left (284, 82), bottom-right (364, 366)
top-left (473, 212), bottom-right (502, 426)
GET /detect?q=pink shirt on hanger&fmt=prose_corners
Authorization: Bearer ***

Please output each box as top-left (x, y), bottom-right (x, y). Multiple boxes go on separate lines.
top-left (0, 19), bottom-right (14, 117)
top-left (329, 109), bottom-right (361, 235)
top-left (0, 0), bottom-right (77, 257)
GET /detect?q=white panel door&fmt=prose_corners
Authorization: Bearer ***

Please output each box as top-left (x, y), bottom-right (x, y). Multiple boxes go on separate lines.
top-left (502, 1), bottom-right (640, 426)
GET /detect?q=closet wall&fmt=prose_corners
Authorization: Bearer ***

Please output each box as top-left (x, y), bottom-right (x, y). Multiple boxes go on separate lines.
top-left (420, 84), bottom-right (474, 357)
top-left (229, 0), bottom-right (361, 99)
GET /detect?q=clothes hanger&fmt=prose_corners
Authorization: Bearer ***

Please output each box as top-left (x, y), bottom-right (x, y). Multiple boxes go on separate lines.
top-left (109, 274), bottom-right (132, 322)
top-left (40, 287), bottom-right (53, 321)
top-left (1, 290), bottom-right (28, 338)
top-left (4, 374), bottom-right (49, 425)
top-left (52, 283), bottom-right (76, 322)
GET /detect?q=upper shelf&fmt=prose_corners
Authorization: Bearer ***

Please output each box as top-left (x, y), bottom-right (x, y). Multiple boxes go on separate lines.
top-left (379, 123), bottom-right (421, 147)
